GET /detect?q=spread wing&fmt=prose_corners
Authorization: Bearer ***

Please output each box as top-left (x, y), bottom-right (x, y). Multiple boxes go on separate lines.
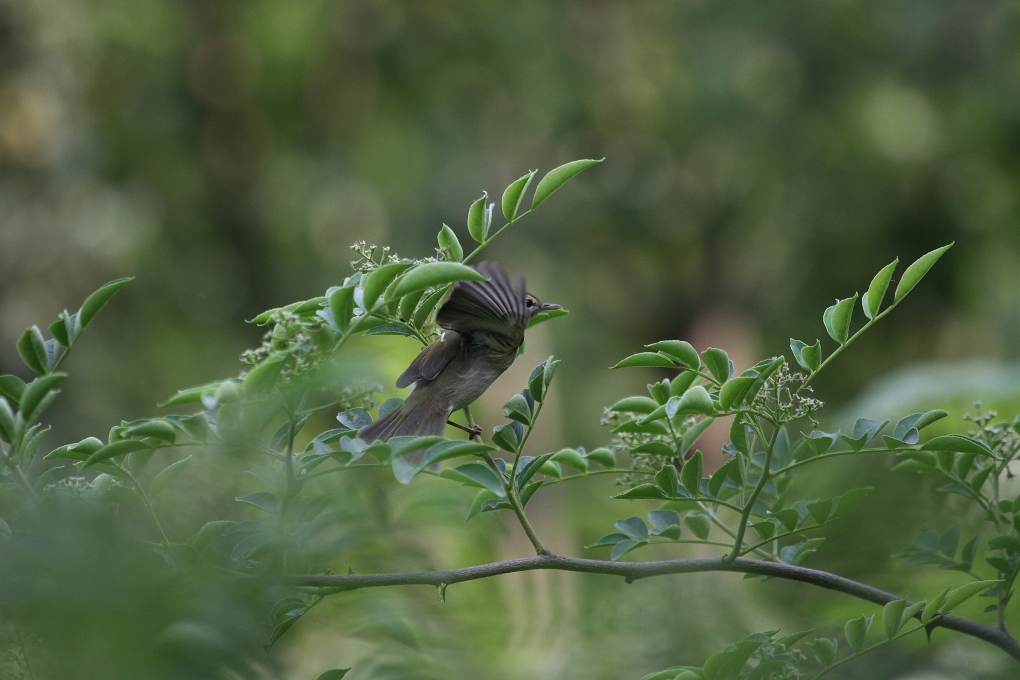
top-left (396, 331), bottom-right (463, 388)
top-left (435, 261), bottom-right (527, 345)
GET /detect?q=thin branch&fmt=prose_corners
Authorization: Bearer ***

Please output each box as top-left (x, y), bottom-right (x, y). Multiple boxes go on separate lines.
top-left (462, 212), bottom-right (531, 265)
top-left (727, 425), bottom-right (778, 562)
top-left (287, 553), bottom-right (1020, 662)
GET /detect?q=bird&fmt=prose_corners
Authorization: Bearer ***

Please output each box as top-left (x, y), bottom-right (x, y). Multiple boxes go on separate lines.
top-left (358, 261), bottom-right (560, 443)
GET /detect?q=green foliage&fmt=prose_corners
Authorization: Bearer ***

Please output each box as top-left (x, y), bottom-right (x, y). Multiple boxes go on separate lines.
top-left (0, 173), bottom-right (1015, 679)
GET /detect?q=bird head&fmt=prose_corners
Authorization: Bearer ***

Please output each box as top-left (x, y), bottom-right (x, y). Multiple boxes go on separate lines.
top-left (524, 293), bottom-right (561, 320)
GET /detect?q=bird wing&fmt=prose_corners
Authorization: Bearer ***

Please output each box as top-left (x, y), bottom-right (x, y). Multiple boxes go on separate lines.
top-left (435, 262), bottom-right (527, 343)
top-left (396, 331), bottom-right (464, 388)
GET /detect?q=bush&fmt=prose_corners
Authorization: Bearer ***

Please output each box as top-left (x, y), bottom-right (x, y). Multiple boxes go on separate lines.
top-left (1, 162), bottom-right (1016, 679)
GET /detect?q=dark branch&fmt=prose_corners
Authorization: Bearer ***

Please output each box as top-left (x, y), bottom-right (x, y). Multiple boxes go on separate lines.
top-left (289, 553), bottom-right (1020, 662)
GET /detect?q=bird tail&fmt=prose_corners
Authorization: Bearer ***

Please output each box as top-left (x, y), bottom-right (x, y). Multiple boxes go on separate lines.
top-left (358, 398), bottom-right (448, 443)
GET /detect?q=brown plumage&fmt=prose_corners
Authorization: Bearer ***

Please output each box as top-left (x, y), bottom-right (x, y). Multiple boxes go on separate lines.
top-left (358, 262), bottom-right (559, 443)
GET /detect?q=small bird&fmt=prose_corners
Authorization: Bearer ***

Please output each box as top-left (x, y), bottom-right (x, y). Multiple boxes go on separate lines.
top-left (358, 261), bottom-right (560, 443)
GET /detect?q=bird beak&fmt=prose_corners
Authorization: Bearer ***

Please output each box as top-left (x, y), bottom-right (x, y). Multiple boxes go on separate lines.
top-left (539, 301), bottom-right (562, 311)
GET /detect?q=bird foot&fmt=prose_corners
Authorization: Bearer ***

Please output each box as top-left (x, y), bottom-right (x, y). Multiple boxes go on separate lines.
top-left (447, 420), bottom-right (483, 437)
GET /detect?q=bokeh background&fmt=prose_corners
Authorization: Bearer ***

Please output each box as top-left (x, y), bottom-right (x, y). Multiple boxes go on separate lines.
top-left (2, 1), bottom-right (1020, 678)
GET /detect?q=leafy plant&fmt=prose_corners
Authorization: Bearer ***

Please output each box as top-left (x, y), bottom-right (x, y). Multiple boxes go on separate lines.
top-left (2, 161), bottom-right (1018, 678)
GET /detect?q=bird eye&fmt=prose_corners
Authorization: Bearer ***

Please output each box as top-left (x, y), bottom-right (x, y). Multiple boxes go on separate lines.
top-left (526, 298), bottom-right (534, 307)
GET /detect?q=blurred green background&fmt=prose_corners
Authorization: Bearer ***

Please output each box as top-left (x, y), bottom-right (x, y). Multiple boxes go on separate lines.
top-left (2, 1), bottom-right (1020, 678)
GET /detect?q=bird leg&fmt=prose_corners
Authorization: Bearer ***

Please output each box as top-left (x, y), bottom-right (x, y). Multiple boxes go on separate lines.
top-left (447, 420), bottom-right (483, 437)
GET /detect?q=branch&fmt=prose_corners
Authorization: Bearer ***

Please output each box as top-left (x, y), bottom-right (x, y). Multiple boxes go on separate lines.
top-left (288, 553), bottom-right (1020, 662)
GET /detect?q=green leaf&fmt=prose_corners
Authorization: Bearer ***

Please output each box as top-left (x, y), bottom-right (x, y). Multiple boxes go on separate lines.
top-left (610, 539), bottom-right (644, 561)
top-left (751, 520), bottom-right (776, 541)
top-left (612, 352), bottom-right (676, 369)
top-left (587, 532), bottom-right (628, 548)
top-left (943, 580), bottom-right (1001, 613)
top-left (48, 312), bottom-right (71, 347)
top-left (0, 398), bottom-right (14, 444)
top-left (773, 508), bottom-right (800, 532)
top-left (841, 418), bottom-right (887, 451)
top-left (46, 436), bottom-right (103, 461)
top-left (125, 419), bottom-right (177, 444)
top-left (844, 615), bottom-right (870, 652)
top-left (894, 243), bottom-right (953, 303)
top-left (502, 170), bottom-right (535, 222)
top-left (17, 326), bottom-right (50, 375)
top-left (612, 419), bottom-right (670, 436)
top-left (0, 375), bottom-right (26, 406)
top-left (397, 287), bottom-right (426, 322)
top-left (266, 611), bottom-right (303, 650)
top-left (19, 373), bottom-right (66, 422)
top-left (648, 510), bottom-right (681, 538)
top-left (864, 258), bottom-right (898, 319)
top-left (655, 463), bottom-right (679, 497)
top-left (78, 277), bottom-right (133, 330)
top-left (440, 463), bottom-right (504, 495)
top-left (412, 286), bottom-right (449, 328)
top-left (719, 377), bottom-right (755, 410)
top-left (615, 516), bottom-right (649, 540)
top-left (491, 423), bottom-right (520, 453)
top-left (807, 498), bottom-right (833, 525)
top-left (708, 459), bottom-right (736, 497)
top-left (648, 340), bottom-right (700, 368)
top-left (551, 448), bottom-right (588, 472)
top-left (683, 512), bottom-right (711, 540)
top-left (503, 392), bottom-right (533, 425)
top-left (920, 435), bottom-right (998, 458)
top-left (988, 534), bottom-right (1020, 553)
top-left (640, 402), bottom-right (669, 425)
top-left (790, 338), bottom-right (821, 372)
top-left (702, 348), bottom-right (730, 382)
top-left (526, 307), bottom-right (569, 329)
top-left (914, 409), bottom-right (949, 431)
top-left (362, 262), bottom-right (412, 309)
top-left (730, 417), bottom-right (749, 455)
top-left (899, 601), bottom-right (926, 628)
top-left (680, 451), bottom-right (703, 495)
top-left (316, 670), bottom-right (351, 680)
top-left (391, 262), bottom-right (487, 298)
top-left (149, 456), bottom-right (192, 498)
top-left (669, 371), bottom-right (698, 398)
top-left (883, 599), bottom-right (907, 639)
top-left (531, 158), bottom-right (602, 209)
top-left (613, 484), bottom-right (667, 500)
top-left (809, 638), bottom-right (837, 667)
top-left (527, 360), bottom-right (549, 402)
top-left (328, 286), bottom-right (356, 332)
top-left (517, 453), bottom-right (556, 488)
top-left (804, 430), bottom-right (839, 455)
top-left (236, 492), bottom-right (279, 514)
top-left (82, 439), bottom-right (153, 468)
top-left (243, 352), bottom-right (288, 394)
top-left (921, 588), bottom-right (949, 624)
top-left (744, 356), bottom-right (783, 404)
top-left (467, 193), bottom-right (488, 243)
top-left (826, 294), bottom-right (858, 344)
top-left (587, 447), bottom-right (615, 468)
top-left (610, 396), bottom-right (660, 414)
top-left (390, 436), bottom-right (446, 457)
top-left (681, 418), bottom-right (714, 455)
top-left (678, 385), bottom-right (714, 415)
top-left (437, 224), bottom-right (464, 261)
top-left (833, 487), bottom-right (872, 518)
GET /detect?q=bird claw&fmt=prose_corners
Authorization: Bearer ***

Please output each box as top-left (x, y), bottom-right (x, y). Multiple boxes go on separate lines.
top-left (447, 420), bottom-right (483, 438)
